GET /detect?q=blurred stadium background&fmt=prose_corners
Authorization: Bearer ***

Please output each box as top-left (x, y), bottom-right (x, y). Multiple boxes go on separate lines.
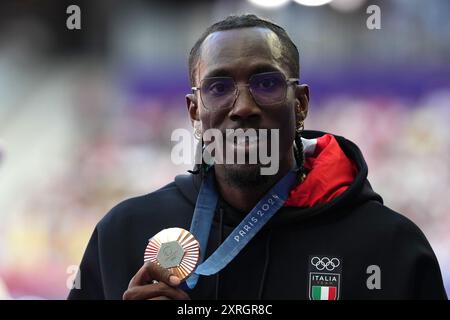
top-left (0, 0), bottom-right (449, 299)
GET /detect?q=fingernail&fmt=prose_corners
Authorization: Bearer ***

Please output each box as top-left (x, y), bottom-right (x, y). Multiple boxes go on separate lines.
top-left (169, 275), bottom-right (180, 286)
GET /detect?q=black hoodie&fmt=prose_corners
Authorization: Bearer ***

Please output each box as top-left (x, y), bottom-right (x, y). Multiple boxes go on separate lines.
top-left (68, 131), bottom-right (447, 300)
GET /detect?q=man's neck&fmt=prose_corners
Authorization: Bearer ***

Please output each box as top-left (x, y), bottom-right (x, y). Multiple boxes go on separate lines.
top-left (214, 158), bottom-right (294, 212)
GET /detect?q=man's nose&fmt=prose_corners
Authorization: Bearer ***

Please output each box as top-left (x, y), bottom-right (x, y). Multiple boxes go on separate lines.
top-left (228, 86), bottom-right (262, 121)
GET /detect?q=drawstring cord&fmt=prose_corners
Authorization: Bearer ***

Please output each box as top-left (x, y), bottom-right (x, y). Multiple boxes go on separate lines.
top-left (258, 229), bottom-right (273, 300)
top-left (215, 206), bottom-right (224, 300)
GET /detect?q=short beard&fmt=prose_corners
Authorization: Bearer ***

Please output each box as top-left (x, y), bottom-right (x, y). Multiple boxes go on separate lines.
top-left (221, 164), bottom-right (271, 189)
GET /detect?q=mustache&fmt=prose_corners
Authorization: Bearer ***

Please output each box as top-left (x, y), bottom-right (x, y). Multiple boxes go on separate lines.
top-left (220, 127), bottom-right (275, 133)
top-left (221, 128), bottom-right (274, 144)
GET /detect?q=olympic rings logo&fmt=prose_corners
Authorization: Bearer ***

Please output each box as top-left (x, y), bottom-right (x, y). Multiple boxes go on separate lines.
top-left (311, 257), bottom-right (340, 271)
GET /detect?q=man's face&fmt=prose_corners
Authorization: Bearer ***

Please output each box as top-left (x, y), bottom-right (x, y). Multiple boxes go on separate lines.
top-left (187, 27), bottom-right (308, 184)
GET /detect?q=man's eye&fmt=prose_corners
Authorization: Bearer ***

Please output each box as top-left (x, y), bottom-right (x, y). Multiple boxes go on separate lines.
top-left (258, 79), bottom-right (276, 89)
top-left (208, 82), bottom-right (228, 95)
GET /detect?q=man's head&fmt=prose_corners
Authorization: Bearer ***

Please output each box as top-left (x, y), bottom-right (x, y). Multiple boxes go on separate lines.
top-left (188, 14), bottom-right (300, 86)
top-left (186, 14), bottom-right (309, 187)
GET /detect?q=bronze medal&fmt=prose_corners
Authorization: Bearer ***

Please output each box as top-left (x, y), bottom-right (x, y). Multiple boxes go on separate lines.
top-left (144, 227), bottom-right (200, 281)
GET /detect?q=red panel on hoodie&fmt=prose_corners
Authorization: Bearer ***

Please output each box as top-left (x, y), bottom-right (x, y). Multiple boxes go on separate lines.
top-left (285, 134), bottom-right (358, 208)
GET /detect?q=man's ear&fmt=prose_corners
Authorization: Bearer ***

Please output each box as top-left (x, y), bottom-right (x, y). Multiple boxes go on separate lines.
top-left (295, 84), bottom-right (309, 120)
top-left (186, 93), bottom-right (200, 126)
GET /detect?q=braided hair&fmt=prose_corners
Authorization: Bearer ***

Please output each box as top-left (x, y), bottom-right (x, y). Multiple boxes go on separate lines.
top-left (294, 130), bottom-right (306, 183)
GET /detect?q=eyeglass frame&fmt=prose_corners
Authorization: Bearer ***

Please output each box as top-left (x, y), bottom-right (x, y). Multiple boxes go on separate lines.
top-left (191, 71), bottom-right (299, 111)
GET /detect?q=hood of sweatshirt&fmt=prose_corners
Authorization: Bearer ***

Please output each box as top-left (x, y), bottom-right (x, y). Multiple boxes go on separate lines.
top-left (285, 133), bottom-right (358, 207)
top-left (175, 130), bottom-right (383, 227)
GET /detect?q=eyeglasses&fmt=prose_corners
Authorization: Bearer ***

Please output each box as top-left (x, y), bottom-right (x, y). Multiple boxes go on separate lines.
top-left (191, 72), bottom-right (299, 111)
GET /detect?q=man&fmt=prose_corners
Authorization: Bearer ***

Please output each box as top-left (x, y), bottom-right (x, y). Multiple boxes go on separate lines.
top-left (68, 15), bottom-right (447, 300)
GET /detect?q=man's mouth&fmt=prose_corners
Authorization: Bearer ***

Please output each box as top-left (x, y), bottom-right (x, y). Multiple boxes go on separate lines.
top-left (223, 128), bottom-right (269, 153)
top-left (235, 135), bottom-right (259, 146)
top-left (204, 128), bottom-right (277, 167)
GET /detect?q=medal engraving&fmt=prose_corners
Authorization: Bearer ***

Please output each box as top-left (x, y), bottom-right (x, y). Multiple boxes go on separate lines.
top-left (157, 241), bottom-right (184, 269)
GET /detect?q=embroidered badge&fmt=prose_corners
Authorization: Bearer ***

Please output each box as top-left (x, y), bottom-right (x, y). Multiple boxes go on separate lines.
top-left (308, 255), bottom-right (342, 300)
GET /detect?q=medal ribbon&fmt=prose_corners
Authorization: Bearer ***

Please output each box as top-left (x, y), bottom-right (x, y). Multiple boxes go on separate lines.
top-left (185, 168), bottom-right (297, 289)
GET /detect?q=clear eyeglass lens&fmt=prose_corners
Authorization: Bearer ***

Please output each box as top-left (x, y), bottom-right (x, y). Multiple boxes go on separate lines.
top-left (200, 72), bottom-right (288, 110)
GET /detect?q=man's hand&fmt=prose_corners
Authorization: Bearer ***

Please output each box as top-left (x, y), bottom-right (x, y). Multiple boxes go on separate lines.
top-left (123, 261), bottom-right (190, 300)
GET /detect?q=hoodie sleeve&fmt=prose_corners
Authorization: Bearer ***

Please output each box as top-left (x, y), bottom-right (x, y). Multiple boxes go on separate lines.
top-left (394, 217), bottom-right (448, 300)
top-left (67, 227), bottom-right (105, 300)
top-left (412, 247), bottom-right (448, 300)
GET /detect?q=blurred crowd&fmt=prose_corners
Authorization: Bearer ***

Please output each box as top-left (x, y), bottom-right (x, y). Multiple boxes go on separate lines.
top-left (0, 0), bottom-right (449, 299)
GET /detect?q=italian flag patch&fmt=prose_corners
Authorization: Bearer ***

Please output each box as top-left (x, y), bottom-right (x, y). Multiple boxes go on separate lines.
top-left (311, 286), bottom-right (337, 300)
top-left (309, 255), bottom-right (342, 300)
